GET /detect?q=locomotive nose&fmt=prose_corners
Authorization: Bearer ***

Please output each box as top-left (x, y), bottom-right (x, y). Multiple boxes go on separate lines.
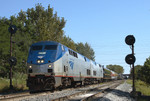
top-left (28, 63), bottom-right (54, 74)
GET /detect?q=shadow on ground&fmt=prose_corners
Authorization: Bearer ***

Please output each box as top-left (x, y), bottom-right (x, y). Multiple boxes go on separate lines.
top-left (96, 89), bottom-right (150, 101)
top-left (136, 95), bottom-right (150, 101)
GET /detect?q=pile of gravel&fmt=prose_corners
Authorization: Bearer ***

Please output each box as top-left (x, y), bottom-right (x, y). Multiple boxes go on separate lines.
top-left (100, 81), bottom-right (135, 101)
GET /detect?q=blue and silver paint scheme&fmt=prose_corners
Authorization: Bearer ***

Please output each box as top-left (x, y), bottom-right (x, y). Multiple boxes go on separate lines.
top-left (27, 41), bottom-right (66, 75)
top-left (27, 41), bottom-right (104, 89)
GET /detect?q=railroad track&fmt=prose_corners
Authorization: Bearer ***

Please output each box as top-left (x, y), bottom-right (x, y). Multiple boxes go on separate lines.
top-left (52, 80), bottom-right (123, 101)
top-left (0, 90), bottom-right (57, 101)
top-left (0, 91), bottom-right (30, 101)
top-left (0, 80), bottom-right (124, 101)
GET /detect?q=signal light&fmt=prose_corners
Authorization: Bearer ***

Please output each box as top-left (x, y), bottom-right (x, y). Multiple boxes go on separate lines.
top-left (8, 25), bottom-right (17, 34)
top-left (125, 35), bottom-right (136, 93)
top-left (125, 54), bottom-right (136, 65)
top-left (125, 35), bottom-right (135, 45)
top-left (9, 57), bottom-right (17, 66)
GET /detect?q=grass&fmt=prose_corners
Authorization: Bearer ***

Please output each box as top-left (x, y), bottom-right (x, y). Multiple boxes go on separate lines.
top-left (127, 79), bottom-right (150, 96)
top-left (0, 73), bottom-right (28, 94)
top-left (127, 79), bottom-right (150, 101)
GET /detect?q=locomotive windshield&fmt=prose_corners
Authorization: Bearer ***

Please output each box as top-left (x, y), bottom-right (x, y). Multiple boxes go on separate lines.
top-left (31, 45), bottom-right (57, 51)
top-left (44, 45), bottom-right (57, 50)
top-left (31, 45), bottom-right (43, 51)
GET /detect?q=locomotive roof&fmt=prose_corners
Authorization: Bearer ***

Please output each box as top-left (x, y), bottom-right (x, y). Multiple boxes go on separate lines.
top-left (31, 41), bottom-right (60, 45)
top-left (31, 41), bottom-right (100, 66)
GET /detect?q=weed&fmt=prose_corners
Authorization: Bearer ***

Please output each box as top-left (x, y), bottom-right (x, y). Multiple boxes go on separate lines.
top-left (127, 79), bottom-right (150, 96)
top-left (0, 73), bottom-right (28, 94)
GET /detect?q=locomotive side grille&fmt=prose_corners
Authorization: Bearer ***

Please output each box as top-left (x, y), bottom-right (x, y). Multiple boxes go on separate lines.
top-left (48, 69), bottom-right (53, 73)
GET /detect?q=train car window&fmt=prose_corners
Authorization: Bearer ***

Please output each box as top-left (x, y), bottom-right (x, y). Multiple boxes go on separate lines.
top-left (87, 69), bottom-right (91, 75)
top-left (44, 45), bottom-right (57, 50)
top-left (64, 66), bottom-right (66, 72)
top-left (73, 52), bottom-right (75, 56)
top-left (31, 45), bottom-right (43, 50)
top-left (71, 51), bottom-right (73, 55)
top-left (73, 52), bottom-right (76, 57)
top-left (64, 66), bottom-right (68, 72)
top-left (87, 70), bottom-right (88, 75)
top-left (84, 57), bottom-right (86, 61)
top-left (93, 71), bottom-right (96, 76)
top-left (76, 53), bottom-right (78, 58)
top-left (69, 50), bottom-right (71, 55)
top-left (69, 49), bottom-right (78, 58)
top-left (73, 52), bottom-right (78, 58)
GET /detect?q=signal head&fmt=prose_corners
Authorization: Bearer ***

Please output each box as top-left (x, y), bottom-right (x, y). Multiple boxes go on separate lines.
top-left (125, 54), bottom-right (136, 65)
top-left (8, 25), bottom-right (17, 34)
top-left (125, 35), bottom-right (135, 45)
top-left (9, 56), bottom-right (17, 66)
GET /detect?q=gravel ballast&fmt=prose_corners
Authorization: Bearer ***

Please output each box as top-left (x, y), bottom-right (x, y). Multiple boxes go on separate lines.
top-left (100, 81), bottom-right (135, 101)
top-left (4, 80), bottom-right (135, 101)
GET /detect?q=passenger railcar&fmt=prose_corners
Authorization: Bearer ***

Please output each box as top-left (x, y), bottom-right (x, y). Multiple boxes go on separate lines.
top-left (103, 67), bottom-right (118, 81)
top-left (27, 41), bottom-right (103, 91)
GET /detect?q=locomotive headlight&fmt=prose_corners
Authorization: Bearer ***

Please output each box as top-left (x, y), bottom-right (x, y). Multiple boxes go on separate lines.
top-left (41, 60), bottom-right (44, 63)
top-left (48, 64), bottom-right (52, 68)
top-left (29, 65), bottom-right (32, 68)
top-left (37, 60), bottom-right (40, 63)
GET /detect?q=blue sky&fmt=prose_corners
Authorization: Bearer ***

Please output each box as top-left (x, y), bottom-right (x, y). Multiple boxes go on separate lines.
top-left (1, 0), bottom-right (150, 74)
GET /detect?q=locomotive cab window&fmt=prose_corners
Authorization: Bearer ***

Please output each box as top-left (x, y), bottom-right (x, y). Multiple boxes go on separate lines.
top-left (31, 45), bottom-right (43, 51)
top-left (44, 45), bottom-right (57, 50)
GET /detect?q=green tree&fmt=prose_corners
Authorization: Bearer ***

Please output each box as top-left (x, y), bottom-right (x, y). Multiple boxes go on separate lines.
top-left (0, 4), bottom-right (66, 77)
top-left (0, 15), bottom-right (33, 76)
top-left (106, 64), bottom-right (124, 74)
top-left (61, 35), bottom-right (77, 51)
top-left (130, 65), bottom-right (142, 79)
top-left (139, 57), bottom-right (150, 84)
top-left (26, 4), bottom-right (66, 42)
top-left (0, 17), bottom-right (10, 77)
top-left (0, 4), bottom-right (97, 78)
top-left (76, 42), bottom-right (95, 60)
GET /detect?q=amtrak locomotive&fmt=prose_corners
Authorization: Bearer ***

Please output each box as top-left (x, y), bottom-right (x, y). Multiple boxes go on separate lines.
top-left (27, 41), bottom-right (104, 91)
